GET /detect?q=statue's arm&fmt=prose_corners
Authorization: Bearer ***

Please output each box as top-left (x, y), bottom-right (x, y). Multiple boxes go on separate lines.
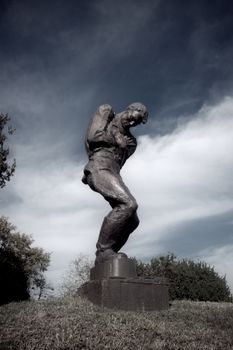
top-left (86, 104), bottom-right (114, 149)
top-left (111, 125), bottom-right (127, 149)
top-left (111, 122), bottom-right (137, 154)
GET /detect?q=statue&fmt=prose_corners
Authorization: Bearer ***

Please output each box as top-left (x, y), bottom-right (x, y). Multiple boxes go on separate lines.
top-left (82, 103), bottom-right (148, 265)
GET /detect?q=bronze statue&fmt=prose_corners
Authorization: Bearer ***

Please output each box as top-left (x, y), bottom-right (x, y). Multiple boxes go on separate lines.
top-left (82, 103), bottom-right (148, 265)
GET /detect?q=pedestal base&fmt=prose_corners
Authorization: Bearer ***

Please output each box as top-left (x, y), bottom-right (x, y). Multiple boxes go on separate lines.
top-left (79, 277), bottom-right (168, 311)
top-left (78, 256), bottom-right (169, 311)
top-left (78, 277), bottom-right (169, 311)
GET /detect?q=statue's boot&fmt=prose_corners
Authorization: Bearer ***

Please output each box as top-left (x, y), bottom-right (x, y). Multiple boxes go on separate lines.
top-left (95, 249), bottom-right (127, 265)
top-left (95, 215), bottom-right (134, 265)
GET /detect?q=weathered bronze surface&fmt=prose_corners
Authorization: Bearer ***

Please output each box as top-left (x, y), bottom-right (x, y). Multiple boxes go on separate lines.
top-left (82, 103), bottom-right (148, 265)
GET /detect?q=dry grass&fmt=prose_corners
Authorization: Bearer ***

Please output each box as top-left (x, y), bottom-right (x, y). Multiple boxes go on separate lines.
top-left (0, 297), bottom-right (232, 349)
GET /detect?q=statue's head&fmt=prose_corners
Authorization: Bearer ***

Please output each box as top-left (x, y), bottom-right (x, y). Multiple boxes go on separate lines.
top-left (122, 102), bottom-right (148, 128)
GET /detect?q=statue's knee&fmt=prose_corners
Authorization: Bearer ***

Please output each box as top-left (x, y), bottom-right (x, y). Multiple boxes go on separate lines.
top-left (126, 199), bottom-right (138, 216)
top-left (134, 214), bottom-right (140, 228)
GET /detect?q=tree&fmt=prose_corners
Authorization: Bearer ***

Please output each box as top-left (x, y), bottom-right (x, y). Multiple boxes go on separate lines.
top-left (59, 253), bottom-right (93, 297)
top-left (31, 278), bottom-right (54, 300)
top-left (135, 253), bottom-right (232, 302)
top-left (0, 113), bottom-right (16, 188)
top-left (0, 216), bottom-right (50, 305)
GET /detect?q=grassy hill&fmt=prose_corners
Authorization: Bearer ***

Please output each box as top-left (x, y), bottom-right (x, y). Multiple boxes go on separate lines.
top-left (0, 297), bottom-right (232, 350)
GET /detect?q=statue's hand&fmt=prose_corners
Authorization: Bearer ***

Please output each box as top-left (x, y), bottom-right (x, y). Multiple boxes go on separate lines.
top-left (115, 133), bottom-right (127, 149)
top-left (124, 134), bottom-right (136, 147)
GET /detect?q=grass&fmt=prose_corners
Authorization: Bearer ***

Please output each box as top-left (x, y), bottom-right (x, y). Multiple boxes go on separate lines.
top-left (0, 297), bottom-right (233, 350)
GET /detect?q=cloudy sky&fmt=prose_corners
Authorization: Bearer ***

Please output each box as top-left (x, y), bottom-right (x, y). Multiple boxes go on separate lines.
top-left (1, 0), bottom-right (233, 292)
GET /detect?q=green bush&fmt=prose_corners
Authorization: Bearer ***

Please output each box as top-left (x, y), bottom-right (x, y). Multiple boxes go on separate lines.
top-left (135, 253), bottom-right (232, 302)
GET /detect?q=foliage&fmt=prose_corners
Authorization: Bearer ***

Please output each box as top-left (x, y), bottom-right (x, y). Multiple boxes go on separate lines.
top-left (0, 113), bottom-right (16, 188)
top-left (59, 253), bottom-right (93, 297)
top-left (0, 247), bottom-right (30, 303)
top-left (0, 216), bottom-right (50, 305)
top-left (0, 298), bottom-right (233, 349)
top-left (135, 253), bottom-right (232, 302)
top-left (31, 276), bottom-right (54, 300)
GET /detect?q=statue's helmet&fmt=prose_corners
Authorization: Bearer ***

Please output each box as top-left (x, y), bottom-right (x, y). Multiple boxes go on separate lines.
top-left (126, 102), bottom-right (148, 124)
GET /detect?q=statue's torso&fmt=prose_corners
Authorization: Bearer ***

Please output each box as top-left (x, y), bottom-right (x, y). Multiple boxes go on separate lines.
top-left (84, 114), bottom-right (137, 175)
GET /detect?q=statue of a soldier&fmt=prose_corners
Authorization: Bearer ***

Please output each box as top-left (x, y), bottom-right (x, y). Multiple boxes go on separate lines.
top-left (82, 103), bottom-right (148, 265)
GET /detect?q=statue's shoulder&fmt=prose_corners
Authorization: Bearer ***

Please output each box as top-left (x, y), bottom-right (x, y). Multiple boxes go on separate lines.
top-left (86, 104), bottom-right (115, 146)
top-left (109, 112), bottom-right (121, 126)
top-left (91, 104), bottom-right (115, 126)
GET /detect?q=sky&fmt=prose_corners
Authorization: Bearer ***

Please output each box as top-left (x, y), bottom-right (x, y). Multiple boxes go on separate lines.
top-left (0, 0), bottom-right (233, 293)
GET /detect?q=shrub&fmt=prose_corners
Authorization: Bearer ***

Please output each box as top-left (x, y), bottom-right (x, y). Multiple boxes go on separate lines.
top-left (0, 216), bottom-right (50, 305)
top-left (59, 253), bottom-right (93, 297)
top-left (135, 253), bottom-right (232, 302)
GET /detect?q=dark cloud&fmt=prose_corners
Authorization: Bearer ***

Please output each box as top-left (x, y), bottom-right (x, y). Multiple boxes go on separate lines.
top-left (1, 0), bottom-right (233, 128)
top-left (160, 210), bottom-right (233, 256)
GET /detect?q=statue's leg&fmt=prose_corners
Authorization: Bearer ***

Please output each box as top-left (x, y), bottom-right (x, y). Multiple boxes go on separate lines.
top-left (86, 169), bottom-right (139, 264)
top-left (112, 212), bottom-right (139, 252)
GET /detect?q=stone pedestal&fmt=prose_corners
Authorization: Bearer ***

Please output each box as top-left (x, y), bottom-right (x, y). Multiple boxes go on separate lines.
top-left (90, 255), bottom-right (137, 280)
top-left (78, 256), bottom-right (169, 311)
